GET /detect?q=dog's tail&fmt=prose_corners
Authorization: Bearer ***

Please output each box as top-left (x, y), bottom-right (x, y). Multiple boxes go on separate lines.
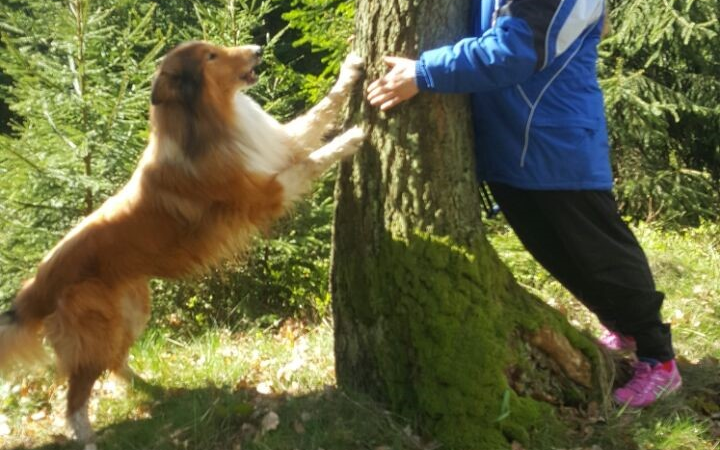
top-left (0, 286), bottom-right (49, 372)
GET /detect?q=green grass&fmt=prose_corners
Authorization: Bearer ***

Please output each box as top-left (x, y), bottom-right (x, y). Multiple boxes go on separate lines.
top-left (1, 222), bottom-right (719, 450)
top-left (488, 219), bottom-right (720, 450)
top-left (1, 321), bottom-right (423, 450)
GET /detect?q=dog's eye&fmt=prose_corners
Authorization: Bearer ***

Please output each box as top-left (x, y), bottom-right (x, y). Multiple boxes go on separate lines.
top-left (207, 52), bottom-right (217, 61)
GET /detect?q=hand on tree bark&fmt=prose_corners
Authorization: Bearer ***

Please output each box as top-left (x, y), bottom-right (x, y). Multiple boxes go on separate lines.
top-left (366, 56), bottom-right (419, 111)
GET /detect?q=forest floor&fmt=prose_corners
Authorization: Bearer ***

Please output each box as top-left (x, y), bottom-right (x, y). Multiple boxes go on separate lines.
top-left (1, 222), bottom-right (718, 450)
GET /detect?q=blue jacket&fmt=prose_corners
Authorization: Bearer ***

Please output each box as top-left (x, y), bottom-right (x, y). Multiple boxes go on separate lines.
top-left (415, 0), bottom-right (612, 190)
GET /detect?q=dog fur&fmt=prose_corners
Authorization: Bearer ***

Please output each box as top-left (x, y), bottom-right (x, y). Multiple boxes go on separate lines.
top-left (0, 41), bottom-right (365, 449)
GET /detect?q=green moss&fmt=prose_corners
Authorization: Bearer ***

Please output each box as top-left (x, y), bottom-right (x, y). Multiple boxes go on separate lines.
top-left (357, 230), bottom-right (580, 449)
top-left (500, 392), bottom-right (564, 447)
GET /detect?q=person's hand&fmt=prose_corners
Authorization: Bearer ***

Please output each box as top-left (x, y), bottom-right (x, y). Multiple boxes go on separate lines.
top-left (366, 56), bottom-right (419, 111)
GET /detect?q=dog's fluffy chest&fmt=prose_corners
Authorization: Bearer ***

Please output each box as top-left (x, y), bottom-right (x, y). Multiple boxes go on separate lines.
top-left (231, 93), bottom-right (293, 175)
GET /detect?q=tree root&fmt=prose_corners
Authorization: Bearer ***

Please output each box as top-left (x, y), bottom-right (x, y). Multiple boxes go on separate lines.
top-left (528, 327), bottom-right (592, 388)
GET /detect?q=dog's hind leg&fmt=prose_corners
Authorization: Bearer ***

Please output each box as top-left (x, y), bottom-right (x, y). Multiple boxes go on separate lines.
top-left (67, 365), bottom-right (103, 450)
top-left (113, 358), bottom-right (140, 383)
top-left (283, 53), bottom-right (364, 152)
top-left (47, 281), bottom-right (132, 449)
top-left (113, 282), bottom-right (151, 385)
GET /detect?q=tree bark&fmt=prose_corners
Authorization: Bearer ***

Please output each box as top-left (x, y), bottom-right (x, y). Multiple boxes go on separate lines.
top-left (331, 0), bottom-right (610, 448)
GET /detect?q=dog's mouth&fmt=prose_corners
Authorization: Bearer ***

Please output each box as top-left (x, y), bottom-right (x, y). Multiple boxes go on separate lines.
top-left (242, 71), bottom-right (258, 85)
top-left (240, 61), bottom-right (261, 85)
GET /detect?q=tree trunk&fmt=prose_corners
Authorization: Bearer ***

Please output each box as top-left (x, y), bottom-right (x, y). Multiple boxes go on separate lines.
top-left (331, 0), bottom-right (610, 448)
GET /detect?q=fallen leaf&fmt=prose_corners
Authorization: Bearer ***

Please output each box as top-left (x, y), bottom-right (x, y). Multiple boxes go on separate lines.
top-left (31, 411), bottom-right (47, 421)
top-left (277, 357), bottom-right (305, 381)
top-left (51, 434), bottom-right (70, 445)
top-left (260, 411), bottom-right (280, 434)
top-left (293, 420), bottom-right (305, 434)
top-left (241, 422), bottom-right (257, 440)
top-left (511, 442), bottom-right (525, 450)
top-left (256, 381), bottom-right (273, 395)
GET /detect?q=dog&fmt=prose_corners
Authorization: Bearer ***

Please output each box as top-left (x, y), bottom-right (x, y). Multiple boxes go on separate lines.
top-left (0, 41), bottom-right (365, 449)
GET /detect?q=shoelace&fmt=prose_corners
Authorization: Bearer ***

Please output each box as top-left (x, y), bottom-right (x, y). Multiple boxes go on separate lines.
top-left (624, 363), bottom-right (673, 395)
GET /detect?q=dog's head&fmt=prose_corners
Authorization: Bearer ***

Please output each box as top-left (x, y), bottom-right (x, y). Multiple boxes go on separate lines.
top-left (151, 41), bottom-right (262, 106)
top-left (149, 42), bottom-right (263, 159)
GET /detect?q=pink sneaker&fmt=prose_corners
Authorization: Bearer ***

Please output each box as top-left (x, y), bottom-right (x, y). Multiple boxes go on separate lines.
top-left (598, 327), bottom-right (636, 351)
top-left (613, 360), bottom-right (682, 408)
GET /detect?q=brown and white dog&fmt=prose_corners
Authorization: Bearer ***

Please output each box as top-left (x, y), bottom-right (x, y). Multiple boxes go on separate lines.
top-left (0, 41), bottom-right (365, 449)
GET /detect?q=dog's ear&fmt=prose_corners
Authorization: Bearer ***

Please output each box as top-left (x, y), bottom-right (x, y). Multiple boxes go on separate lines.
top-left (151, 69), bottom-right (202, 106)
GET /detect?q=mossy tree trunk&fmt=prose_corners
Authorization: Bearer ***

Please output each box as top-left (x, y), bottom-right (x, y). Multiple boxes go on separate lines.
top-left (330, 0), bottom-right (611, 449)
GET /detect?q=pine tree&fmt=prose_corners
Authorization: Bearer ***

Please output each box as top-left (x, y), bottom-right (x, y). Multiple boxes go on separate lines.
top-left (600, 0), bottom-right (720, 224)
top-left (0, 0), bottom-right (167, 300)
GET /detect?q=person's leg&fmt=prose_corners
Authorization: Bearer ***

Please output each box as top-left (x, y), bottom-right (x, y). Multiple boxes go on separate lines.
top-left (526, 189), bottom-right (680, 407)
top-left (488, 183), bottom-right (591, 303)
top-left (489, 182), bottom-right (643, 333)
top-left (531, 189), bottom-right (674, 362)
top-left (488, 183), bottom-right (679, 406)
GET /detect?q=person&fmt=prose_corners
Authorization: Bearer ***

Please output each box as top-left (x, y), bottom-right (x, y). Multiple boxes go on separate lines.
top-left (365, 0), bottom-right (681, 408)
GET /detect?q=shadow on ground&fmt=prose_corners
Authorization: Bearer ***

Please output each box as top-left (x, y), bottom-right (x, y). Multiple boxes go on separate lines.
top-left (7, 378), bottom-right (419, 450)
top-left (7, 357), bottom-right (720, 450)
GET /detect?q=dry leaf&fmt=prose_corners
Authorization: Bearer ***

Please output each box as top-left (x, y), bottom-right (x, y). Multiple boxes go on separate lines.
top-left (51, 434), bottom-right (70, 445)
top-left (293, 420), bottom-right (305, 434)
top-left (277, 357), bottom-right (305, 381)
top-left (511, 442), bottom-right (525, 450)
top-left (256, 381), bottom-right (273, 395)
top-left (241, 422), bottom-right (258, 440)
top-left (31, 411), bottom-right (47, 421)
top-left (260, 411), bottom-right (280, 434)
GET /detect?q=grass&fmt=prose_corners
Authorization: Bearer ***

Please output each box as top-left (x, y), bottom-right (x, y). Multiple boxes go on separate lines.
top-left (1, 321), bottom-right (424, 450)
top-left (1, 221), bottom-right (719, 450)
top-left (488, 219), bottom-right (720, 450)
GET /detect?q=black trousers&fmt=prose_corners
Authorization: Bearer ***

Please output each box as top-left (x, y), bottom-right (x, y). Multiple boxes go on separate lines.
top-left (488, 182), bottom-right (674, 361)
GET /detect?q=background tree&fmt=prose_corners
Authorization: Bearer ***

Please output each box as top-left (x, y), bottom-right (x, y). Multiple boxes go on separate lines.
top-left (600, 0), bottom-right (720, 225)
top-left (0, 0), bottom-right (167, 300)
top-left (331, 0), bottom-right (610, 448)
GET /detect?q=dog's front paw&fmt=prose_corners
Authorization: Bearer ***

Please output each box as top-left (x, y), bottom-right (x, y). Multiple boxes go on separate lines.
top-left (336, 126), bottom-right (367, 158)
top-left (309, 126), bottom-right (366, 166)
top-left (335, 52), bottom-right (365, 91)
top-left (342, 52), bottom-right (364, 76)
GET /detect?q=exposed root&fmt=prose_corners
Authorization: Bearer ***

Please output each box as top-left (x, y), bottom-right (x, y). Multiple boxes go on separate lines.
top-left (529, 327), bottom-right (592, 388)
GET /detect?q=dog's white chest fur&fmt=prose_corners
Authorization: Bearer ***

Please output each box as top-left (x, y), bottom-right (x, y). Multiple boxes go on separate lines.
top-left (232, 93), bottom-right (292, 174)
